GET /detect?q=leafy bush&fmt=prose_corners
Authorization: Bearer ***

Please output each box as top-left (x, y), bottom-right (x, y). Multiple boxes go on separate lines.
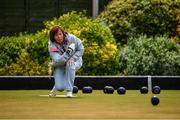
top-left (0, 34), bottom-right (33, 67)
top-left (44, 11), bottom-right (120, 75)
top-left (26, 32), bottom-right (49, 65)
top-left (171, 36), bottom-right (180, 44)
top-left (99, 0), bottom-right (180, 44)
top-left (0, 12), bottom-right (119, 75)
top-left (120, 35), bottom-right (180, 75)
top-left (0, 49), bottom-right (48, 75)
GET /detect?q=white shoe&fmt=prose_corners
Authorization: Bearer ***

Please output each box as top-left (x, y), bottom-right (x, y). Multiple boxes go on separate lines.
top-left (67, 91), bottom-right (73, 98)
top-left (49, 91), bottom-right (56, 97)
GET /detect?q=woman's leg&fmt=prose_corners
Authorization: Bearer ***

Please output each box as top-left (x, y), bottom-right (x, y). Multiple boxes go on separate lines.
top-left (54, 67), bottom-right (66, 91)
top-left (49, 67), bottom-right (66, 97)
top-left (65, 63), bottom-right (75, 92)
top-left (65, 60), bottom-right (82, 96)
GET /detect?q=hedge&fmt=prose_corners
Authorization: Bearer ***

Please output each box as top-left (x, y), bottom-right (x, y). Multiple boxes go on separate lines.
top-left (99, 0), bottom-right (180, 44)
top-left (0, 12), bottom-right (120, 75)
top-left (119, 35), bottom-right (180, 75)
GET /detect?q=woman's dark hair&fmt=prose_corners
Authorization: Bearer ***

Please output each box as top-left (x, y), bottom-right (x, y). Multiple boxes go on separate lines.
top-left (49, 25), bottom-right (66, 42)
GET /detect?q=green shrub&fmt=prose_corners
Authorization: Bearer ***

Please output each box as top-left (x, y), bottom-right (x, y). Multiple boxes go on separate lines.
top-left (171, 36), bottom-right (180, 44)
top-left (99, 0), bottom-right (180, 44)
top-left (44, 11), bottom-right (120, 75)
top-left (0, 49), bottom-right (48, 75)
top-left (26, 32), bottom-right (49, 65)
top-left (120, 35), bottom-right (180, 75)
top-left (0, 12), bottom-right (119, 75)
top-left (0, 33), bottom-right (49, 67)
top-left (0, 34), bottom-right (32, 67)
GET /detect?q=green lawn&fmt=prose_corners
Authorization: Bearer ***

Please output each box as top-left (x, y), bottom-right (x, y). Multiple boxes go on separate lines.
top-left (0, 90), bottom-right (180, 119)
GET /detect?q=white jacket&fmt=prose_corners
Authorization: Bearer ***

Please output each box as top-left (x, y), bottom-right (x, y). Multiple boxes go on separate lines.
top-left (48, 33), bottom-right (84, 67)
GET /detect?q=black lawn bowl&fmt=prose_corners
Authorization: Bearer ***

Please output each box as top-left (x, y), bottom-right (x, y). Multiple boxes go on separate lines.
top-left (82, 86), bottom-right (93, 94)
top-left (152, 86), bottom-right (161, 94)
top-left (140, 86), bottom-right (148, 94)
top-left (117, 87), bottom-right (126, 95)
top-left (73, 86), bottom-right (78, 94)
top-left (151, 96), bottom-right (160, 106)
top-left (103, 86), bottom-right (114, 94)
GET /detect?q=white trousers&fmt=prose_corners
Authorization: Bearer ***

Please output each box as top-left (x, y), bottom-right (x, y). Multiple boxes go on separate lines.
top-left (52, 60), bottom-right (82, 92)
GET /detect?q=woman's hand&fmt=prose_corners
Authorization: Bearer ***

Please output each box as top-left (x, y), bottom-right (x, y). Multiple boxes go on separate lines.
top-left (66, 58), bottom-right (74, 65)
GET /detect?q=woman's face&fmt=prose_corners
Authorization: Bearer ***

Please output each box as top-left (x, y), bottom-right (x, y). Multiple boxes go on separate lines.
top-left (54, 29), bottom-right (64, 44)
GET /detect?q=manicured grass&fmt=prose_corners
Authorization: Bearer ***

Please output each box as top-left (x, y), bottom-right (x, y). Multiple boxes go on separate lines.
top-left (0, 90), bottom-right (180, 119)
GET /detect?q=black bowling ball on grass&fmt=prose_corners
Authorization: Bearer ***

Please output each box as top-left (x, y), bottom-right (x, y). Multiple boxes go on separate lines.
top-left (82, 86), bottom-right (93, 94)
top-left (73, 86), bottom-right (78, 94)
top-left (152, 86), bottom-right (161, 94)
top-left (151, 96), bottom-right (160, 105)
top-left (103, 86), bottom-right (114, 94)
top-left (140, 86), bottom-right (148, 94)
top-left (117, 87), bottom-right (126, 95)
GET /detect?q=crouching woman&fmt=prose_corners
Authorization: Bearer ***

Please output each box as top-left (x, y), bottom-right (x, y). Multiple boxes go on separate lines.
top-left (48, 25), bottom-right (84, 97)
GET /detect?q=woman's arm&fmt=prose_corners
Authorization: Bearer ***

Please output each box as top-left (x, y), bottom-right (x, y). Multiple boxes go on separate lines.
top-left (71, 35), bottom-right (84, 61)
top-left (48, 43), bottom-right (70, 66)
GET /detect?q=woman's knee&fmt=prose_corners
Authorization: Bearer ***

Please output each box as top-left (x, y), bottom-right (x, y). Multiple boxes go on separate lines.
top-left (66, 64), bottom-right (75, 70)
